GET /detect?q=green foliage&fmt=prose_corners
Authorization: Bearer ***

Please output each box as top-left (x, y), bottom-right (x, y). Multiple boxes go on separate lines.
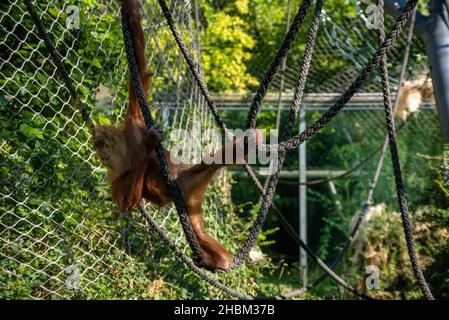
top-left (200, 0), bottom-right (258, 92)
top-left (329, 148), bottom-right (449, 300)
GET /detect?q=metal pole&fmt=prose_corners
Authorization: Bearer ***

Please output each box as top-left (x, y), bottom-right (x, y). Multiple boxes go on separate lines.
top-left (427, 0), bottom-right (449, 142)
top-left (299, 108), bottom-right (307, 285)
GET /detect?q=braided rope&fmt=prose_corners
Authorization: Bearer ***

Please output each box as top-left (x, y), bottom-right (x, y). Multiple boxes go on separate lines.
top-left (232, 1), bottom-right (372, 299)
top-left (157, 0), bottom-right (422, 299)
top-left (26, 0), bottom-right (330, 299)
top-left (377, 0), bottom-right (434, 300)
top-left (274, 0), bottom-right (293, 132)
top-left (121, 9), bottom-right (275, 299)
top-left (232, 0), bottom-right (324, 267)
top-left (276, 0), bottom-right (419, 153)
top-left (245, 0), bottom-right (313, 130)
top-left (233, 0), bottom-right (418, 271)
top-left (158, 0), bottom-right (332, 273)
top-left (293, 6), bottom-right (421, 294)
top-left (158, 0), bottom-right (317, 269)
top-left (137, 204), bottom-right (252, 300)
top-left (121, 11), bottom-right (203, 264)
top-left (278, 0), bottom-right (429, 299)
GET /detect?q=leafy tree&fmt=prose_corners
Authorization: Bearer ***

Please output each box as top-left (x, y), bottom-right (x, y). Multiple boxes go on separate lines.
top-left (200, 0), bottom-right (258, 92)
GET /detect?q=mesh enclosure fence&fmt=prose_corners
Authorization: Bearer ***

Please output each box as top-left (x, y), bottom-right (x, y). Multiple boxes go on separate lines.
top-left (0, 0), bottom-right (248, 299)
top-left (0, 0), bottom-right (444, 300)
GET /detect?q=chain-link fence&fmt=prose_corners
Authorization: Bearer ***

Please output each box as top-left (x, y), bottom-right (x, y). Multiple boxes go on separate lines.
top-left (0, 0), bottom-right (251, 299)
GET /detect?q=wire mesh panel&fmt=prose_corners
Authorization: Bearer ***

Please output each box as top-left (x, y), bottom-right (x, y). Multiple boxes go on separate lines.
top-left (0, 0), bottom-right (241, 299)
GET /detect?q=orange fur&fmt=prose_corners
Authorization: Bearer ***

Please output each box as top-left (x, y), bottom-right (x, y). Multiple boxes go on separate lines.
top-left (396, 75), bottom-right (434, 121)
top-left (91, 0), bottom-right (262, 270)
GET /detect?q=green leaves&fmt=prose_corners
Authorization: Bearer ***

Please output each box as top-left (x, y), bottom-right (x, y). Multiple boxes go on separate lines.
top-left (91, 58), bottom-right (102, 69)
top-left (200, 0), bottom-right (258, 92)
top-left (19, 123), bottom-right (44, 140)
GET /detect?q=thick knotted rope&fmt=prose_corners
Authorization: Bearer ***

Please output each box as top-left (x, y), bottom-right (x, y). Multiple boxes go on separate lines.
top-left (232, 0), bottom-right (324, 268)
top-left (376, 0), bottom-right (434, 300)
top-left (275, 0), bottom-right (419, 154)
top-left (121, 10), bottom-right (204, 265)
